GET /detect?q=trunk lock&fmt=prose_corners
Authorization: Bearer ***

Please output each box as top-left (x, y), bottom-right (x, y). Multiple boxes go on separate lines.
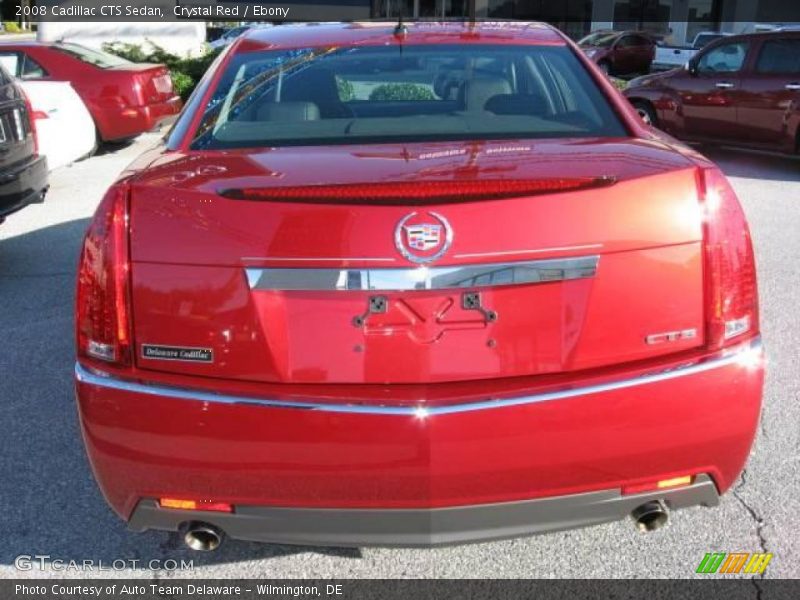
top-left (353, 295), bottom-right (388, 327)
top-left (462, 292), bottom-right (498, 323)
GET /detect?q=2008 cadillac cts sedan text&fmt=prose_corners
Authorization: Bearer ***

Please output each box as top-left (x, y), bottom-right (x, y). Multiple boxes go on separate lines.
top-left (74, 22), bottom-right (764, 550)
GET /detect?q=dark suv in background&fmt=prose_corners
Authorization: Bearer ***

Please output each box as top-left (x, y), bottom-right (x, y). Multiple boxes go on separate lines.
top-left (0, 63), bottom-right (47, 225)
top-left (578, 30), bottom-right (656, 76)
top-left (625, 31), bottom-right (800, 154)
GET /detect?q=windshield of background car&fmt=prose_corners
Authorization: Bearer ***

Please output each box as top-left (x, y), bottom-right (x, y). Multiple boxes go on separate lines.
top-left (190, 44), bottom-right (627, 149)
top-left (578, 33), bottom-right (617, 47)
top-left (697, 41), bottom-right (748, 73)
top-left (55, 43), bottom-right (131, 68)
top-left (694, 33), bottom-right (725, 48)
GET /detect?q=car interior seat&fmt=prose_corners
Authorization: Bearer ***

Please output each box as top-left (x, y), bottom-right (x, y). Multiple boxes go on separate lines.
top-left (484, 92), bottom-right (550, 117)
top-left (280, 68), bottom-right (351, 118)
top-left (458, 76), bottom-right (513, 111)
top-left (257, 102), bottom-right (321, 121)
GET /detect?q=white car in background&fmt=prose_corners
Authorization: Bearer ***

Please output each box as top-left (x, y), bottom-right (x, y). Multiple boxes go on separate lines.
top-left (19, 80), bottom-right (96, 171)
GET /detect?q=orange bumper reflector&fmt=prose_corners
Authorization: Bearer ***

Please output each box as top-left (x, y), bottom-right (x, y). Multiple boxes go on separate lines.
top-left (657, 475), bottom-right (693, 489)
top-left (159, 498), bottom-right (233, 512)
top-left (623, 475), bottom-right (694, 495)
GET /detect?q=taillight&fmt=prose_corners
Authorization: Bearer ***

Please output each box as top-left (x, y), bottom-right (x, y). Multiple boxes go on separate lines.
top-left (76, 185), bottom-right (132, 366)
top-left (701, 167), bottom-right (758, 350)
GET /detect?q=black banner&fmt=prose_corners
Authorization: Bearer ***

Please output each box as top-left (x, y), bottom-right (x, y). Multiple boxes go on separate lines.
top-left (5, 580), bottom-right (800, 600)
top-left (3, 0), bottom-right (800, 23)
top-left (9, 1), bottom-right (369, 22)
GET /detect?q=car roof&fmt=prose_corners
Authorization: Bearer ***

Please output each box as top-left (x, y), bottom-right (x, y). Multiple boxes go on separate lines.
top-left (236, 20), bottom-right (566, 52)
top-left (705, 29), bottom-right (800, 45)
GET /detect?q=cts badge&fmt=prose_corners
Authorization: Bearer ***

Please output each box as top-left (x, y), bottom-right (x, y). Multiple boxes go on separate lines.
top-left (395, 211), bottom-right (453, 264)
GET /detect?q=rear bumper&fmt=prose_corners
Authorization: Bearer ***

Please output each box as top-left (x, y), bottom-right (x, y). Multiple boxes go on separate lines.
top-left (0, 154), bottom-right (48, 219)
top-left (129, 475), bottom-right (719, 547)
top-left (75, 336), bottom-right (764, 545)
top-left (99, 96), bottom-right (182, 141)
top-left (143, 96), bottom-right (182, 131)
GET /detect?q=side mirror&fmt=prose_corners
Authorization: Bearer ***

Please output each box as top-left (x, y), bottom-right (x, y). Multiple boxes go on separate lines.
top-left (685, 61), bottom-right (698, 76)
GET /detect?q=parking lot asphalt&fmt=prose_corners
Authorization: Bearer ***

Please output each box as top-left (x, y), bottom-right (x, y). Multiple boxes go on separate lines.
top-left (0, 134), bottom-right (797, 580)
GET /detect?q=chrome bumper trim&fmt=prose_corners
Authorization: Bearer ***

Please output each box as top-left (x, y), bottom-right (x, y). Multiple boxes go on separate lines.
top-left (74, 337), bottom-right (762, 417)
top-left (244, 255), bottom-right (599, 291)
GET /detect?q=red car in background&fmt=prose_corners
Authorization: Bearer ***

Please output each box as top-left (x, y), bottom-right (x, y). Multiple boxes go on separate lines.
top-left (0, 42), bottom-right (181, 143)
top-left (579, 30), bottom-right (656, 76)
top-left (625, 31), bottom-right (800, 153)
top-left (75, 22), bottom-right (763, 550)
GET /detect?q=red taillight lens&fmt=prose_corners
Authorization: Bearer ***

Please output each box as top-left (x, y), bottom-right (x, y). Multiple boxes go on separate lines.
top-left (76, 185), bottom-right (132, 366)
top-left (701, 168), bottom-right (758, 350)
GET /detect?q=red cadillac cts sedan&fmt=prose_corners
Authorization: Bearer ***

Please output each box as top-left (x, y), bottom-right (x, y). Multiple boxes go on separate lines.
top-left (0, 42), bottom-right (182, 142)
top-left (74, 22), bottom-right (764, 550)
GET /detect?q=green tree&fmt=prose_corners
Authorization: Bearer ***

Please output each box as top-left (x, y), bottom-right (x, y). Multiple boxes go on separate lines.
top-left (369, 83), bottom-right (435, 101)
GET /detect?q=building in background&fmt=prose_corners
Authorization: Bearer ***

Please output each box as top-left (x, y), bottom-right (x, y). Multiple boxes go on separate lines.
top-left (372, 0), bottom-right (800, 44)
top-left (588, 0), bottom-right (800, 45)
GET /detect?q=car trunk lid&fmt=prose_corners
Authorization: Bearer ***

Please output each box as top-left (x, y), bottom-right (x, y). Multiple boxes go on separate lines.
top-left (128, 138), bottom-right (706, 385)
top-left (110, 63), bottom-right (174, 103)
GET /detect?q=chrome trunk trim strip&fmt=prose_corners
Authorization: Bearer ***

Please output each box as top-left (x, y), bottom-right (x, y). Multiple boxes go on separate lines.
top-left (454, 243), bottom-right (603, 259)
top-left (244, 255), bottom-right (600, 292)
top-left (75, 337), bottom-right (762, 417)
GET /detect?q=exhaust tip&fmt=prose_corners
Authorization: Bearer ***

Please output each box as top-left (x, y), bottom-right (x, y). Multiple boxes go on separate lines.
top-left (182, 522), bottom-right (224, 551)
top-left (631, 501), bottom-right (668, 532)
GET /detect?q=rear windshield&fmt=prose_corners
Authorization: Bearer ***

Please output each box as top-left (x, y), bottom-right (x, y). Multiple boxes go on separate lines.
top-left (54, 43), bottom-right (131, 69)
top-left (190, 44), bottom-right (627, 149)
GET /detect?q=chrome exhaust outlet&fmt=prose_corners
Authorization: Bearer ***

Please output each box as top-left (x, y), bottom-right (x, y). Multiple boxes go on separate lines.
top-left (631, 501), bottom-right (668, 532)
top-left (182, 522), bottom-right (225, 551)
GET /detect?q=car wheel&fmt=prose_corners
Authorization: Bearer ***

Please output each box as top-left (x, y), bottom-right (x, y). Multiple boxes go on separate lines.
top-left (632, 101), bottom-right (657, 127)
